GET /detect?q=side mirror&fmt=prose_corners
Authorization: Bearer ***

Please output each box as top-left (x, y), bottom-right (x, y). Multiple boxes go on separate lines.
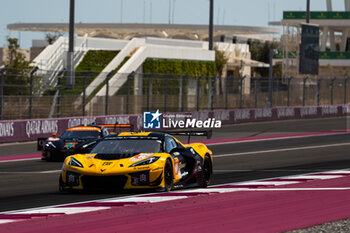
top-left (52, 133), bottom-right (57, 137)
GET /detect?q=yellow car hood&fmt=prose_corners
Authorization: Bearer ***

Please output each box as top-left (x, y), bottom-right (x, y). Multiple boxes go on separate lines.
top-left (66, 153), bottom-right (164, 175)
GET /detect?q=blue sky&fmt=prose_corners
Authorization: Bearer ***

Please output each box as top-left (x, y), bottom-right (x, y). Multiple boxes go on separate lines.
top-left (0, 0), bottom-right (347, 48)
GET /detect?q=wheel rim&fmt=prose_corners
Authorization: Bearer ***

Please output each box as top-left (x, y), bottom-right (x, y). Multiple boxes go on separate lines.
top-left (59, 175), bottom-right (64, 192)
top-left (203, 158), bottom-right (211, 184)
top-left (164, 162), bottom-right (172, 190)
top-left (47, 151), bottom-right (52, 160)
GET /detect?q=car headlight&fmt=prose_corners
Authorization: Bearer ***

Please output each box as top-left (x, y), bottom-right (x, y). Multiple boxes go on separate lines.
top-left (68, 157), bottom-right (84, 168)
top-left (130, 157), bottom-right (160, 167)
top-left (45, 142), bottom-right (56, 148)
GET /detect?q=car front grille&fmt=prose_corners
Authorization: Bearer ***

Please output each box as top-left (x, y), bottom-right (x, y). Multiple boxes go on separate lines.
top-left (81, 175), bottom-right (128, 190)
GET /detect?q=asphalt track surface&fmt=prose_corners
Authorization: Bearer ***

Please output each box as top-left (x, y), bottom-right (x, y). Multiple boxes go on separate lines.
top-left (0, 117), bottom-right (349, 213)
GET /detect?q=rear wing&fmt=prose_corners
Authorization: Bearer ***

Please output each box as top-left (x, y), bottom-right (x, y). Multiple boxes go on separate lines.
top-left (167, 130), bottom-right (212, 143)
top-left (99, 124), bottom-right (134, 133)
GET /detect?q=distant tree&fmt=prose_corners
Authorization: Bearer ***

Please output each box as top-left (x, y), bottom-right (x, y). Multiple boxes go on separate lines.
top-left (215, 47), bottom-right (228, 95)
top-left (215, 47), bottom-right (228, 76)
top-left (250, 40), bottom-right (281, 77)
top-left (45, 32), bottom-right (63, 45)
top-left (4, 37), bottom-right (31, 95)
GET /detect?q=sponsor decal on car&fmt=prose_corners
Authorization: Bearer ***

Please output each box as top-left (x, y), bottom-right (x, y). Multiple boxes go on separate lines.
top-left (131, 171), bottom-right (150, 186)
top-left (64, 142), bottom-right (78, 149)
top-left (151, 167), bottom-right (163, 171)
top-left (68, 118), bottom-right (96, 128)
top-left (129, 153), bottom-right (154, 162)
top-left (174, 157), bottom-right (180, 176)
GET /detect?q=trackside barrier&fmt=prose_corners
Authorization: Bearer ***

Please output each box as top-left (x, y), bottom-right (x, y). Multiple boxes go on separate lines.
top-left (0, 105), bottom-right (349, 143)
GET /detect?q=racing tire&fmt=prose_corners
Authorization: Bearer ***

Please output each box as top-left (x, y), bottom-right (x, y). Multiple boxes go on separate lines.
top-left (59, 175), bottom-right (65, 192)
top-left (163, 159), bottom-right (173, 192)
top-left (46, 151), bottom-right (55, 161)
top-left (198, 155), bottom-right (212, 188)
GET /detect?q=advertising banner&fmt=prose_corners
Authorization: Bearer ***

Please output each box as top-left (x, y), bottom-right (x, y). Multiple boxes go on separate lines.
top-left (0, 105), bottom-right (347, 143)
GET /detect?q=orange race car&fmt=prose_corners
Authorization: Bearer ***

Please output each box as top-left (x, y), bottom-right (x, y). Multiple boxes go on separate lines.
top-left (37, 124), bottom-right (131, 161)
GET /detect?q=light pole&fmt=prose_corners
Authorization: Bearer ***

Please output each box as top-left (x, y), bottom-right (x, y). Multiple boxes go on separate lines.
top-left (143, 0), bottom-right (146, 23)
top-left (268, 49), bottom-right (278, 107)
top-left (306, 0), bottom-right (310, 23)
top-left (67, 0), bottom-right (75, 88)
top-left (209, 0), bottom-right (214, 50)
top-left (120, 0), bottom-right (123, 23)
top-left (168, 0), bottom-right (171, 24)
top-left (172, 0), bottom-right (176, 24)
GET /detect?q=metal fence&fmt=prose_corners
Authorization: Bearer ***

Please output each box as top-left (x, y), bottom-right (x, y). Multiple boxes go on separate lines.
top-left (0, 67), bottom-right (349, 120)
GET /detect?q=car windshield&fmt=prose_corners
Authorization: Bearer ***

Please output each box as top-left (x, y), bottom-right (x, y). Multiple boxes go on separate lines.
top-left (91, 139), bottom-right (162, 160)
top-left (61, 130), bottom-right (100, 140)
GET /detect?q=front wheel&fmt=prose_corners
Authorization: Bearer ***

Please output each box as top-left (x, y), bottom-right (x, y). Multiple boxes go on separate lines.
top-left (59, 175), bottom-right (65, 192)
top-left (46, 151), bottom-right (53, 161)
top-left (163, 159), bottom-right (173, 192)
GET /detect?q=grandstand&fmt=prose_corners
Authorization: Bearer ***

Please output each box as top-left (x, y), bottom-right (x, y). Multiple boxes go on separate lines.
top-left (6, 22), bottom-right (277, 114)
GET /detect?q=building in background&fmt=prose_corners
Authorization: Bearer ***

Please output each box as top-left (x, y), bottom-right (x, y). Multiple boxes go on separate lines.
top-left (270, 0), bottom-right (350, 78)
top-left (30, 40), bottom-right (49, 61)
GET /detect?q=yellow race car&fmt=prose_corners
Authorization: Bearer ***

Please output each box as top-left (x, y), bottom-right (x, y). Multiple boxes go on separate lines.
top-left (59, 131), bottom-right (213, 192)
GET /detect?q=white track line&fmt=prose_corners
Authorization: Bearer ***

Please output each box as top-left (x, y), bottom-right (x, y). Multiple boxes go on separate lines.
top-left (206, 131), bottom-right (350, 146)
top-left (0, 220), bottom-right (15, 224)
top-left (0, 158), bottom-right (40, 163)
top-left (209, 168), bottom-right (350, 188)
top-left (244, 187), bottom-right (350, 191)
top-left (284, 175), bottom-right (342, 180)
top-left (214, 142), bottom-right (350, 158)
top-left (323, 170), bottom-right (350, 174)
top-left (181, 188), bottom-right (246, 193)
top-left (214, 169), bottom-right (331, 172)
top-left (0, 141), bottom-right (36, 147)
top-left (235, 181), bottom-right (299, 186)
top-left (2, 168), bottom-right (350, 223)
top-left (16, 207), bottom-right (109, 215)
top-left (101, 196), bottom-right (187, 203)
top-left (0, 170), bottom-right (61, 174)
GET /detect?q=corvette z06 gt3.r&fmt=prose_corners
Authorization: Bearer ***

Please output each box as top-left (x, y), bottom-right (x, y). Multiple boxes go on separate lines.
top-left (59, 131), bottom-right (213, 192)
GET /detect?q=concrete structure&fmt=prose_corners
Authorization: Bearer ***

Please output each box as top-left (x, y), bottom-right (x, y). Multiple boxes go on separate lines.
top-left (8, 23), bottom-right (280, 42)
top-left (8, 22), bottom-right (277, 92)
top-left (86, 37), bottom-right (216, 111)
top-left (32, 36), bottom-right (128, 89)
top-left (90, 37), bottom-right (214, 98)
top-left (30, 40), bottom-right (49, 61)
top-left (30, 33), bottom-right (269, 114)
top-left (34, 35), bottom-right (266, 99)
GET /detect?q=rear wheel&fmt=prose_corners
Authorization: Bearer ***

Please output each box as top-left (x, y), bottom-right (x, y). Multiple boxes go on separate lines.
top-left (163, 159), bottom-right (173, 192)
top-left (198, 155), bottom-right (212, 188)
